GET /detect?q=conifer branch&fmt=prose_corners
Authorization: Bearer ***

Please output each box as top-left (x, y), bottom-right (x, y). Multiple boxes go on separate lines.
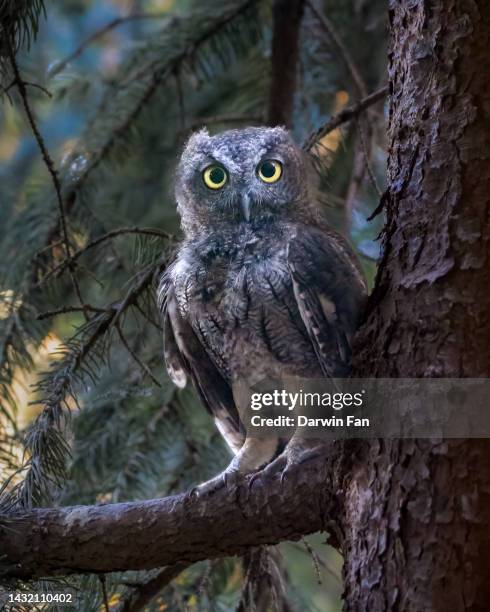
top-left (357, 116), bottom-right (383, 197)
top-left (3, 79), bottom-right (51, 97)
top-left (0, 445), bottom-right (342, 580)
top-left (0, 0), bottom-right (46, 63)
top-left (303, 85), bottom-right (388, 152)
top-left (306, 0), bottom-right (368, 98)
top-left (116, 322), bottom-right (161, 388)
top-left (5, 260), bottom-right (166, 510)
top-left (38, 227), bottom-right (171, 285)
top-left (36, 305), bottom-right (106, 320)
top-left (52, 13), bottom-right (171, 77)
top-left (114, 563), bottom-right (190, 612)
top-left (6, 41), bottom-right (86, 317)
top-left (79, 0), bottom-right (261, 186)
top-left (0, 2), bottom-right (262, 496)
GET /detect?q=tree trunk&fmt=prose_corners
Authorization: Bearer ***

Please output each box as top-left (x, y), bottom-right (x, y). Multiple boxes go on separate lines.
top-left (267, 0), bottom-right (304, 127)
top-left (346, 1), bottom-right (490, 610)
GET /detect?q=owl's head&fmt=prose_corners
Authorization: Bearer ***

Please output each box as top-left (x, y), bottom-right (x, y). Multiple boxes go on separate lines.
top-left (175, 126), bottom-right (313, 237)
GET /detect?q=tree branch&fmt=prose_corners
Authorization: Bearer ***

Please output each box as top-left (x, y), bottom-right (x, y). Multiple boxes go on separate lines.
top-left (36, 304), bottom-right (106, 320)
top-left (306, 0), bottom-right (367, 98)
top-left (0, 447), bottom-right (344, 580)
top-left (303, 85), bottom-right (388, 151)
top-left (4, 79), bottom-right (52, 98)
top-left (6, 261), bottom-right (166, 510)
top-left (37, 227), bottom-right (171, 286)
top-left (52, 14), bottom-right (170, 77)
top-left (6, 42), bottom-right (86, 316)
top-left (116, 322), bottom-right (161, 388)
top-left (114, 563), bottom-right (190, 612)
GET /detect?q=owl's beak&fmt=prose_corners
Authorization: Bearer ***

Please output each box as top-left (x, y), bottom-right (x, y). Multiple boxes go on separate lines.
top-left (241, 193), bottom-right (251, 222)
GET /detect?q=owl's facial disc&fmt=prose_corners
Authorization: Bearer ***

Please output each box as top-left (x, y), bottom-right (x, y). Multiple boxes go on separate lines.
top-left (176, 127), bottom-right (309, 235)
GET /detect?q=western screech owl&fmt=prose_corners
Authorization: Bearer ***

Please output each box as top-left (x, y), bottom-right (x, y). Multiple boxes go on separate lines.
top-left (158, 126), bottom-right (366, 494)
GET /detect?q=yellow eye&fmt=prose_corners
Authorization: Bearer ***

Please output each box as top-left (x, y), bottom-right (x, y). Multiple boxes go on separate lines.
top-left (203, 165), bottom-right (228, 190)
top-left (257, 160), bottom-right (282, 183)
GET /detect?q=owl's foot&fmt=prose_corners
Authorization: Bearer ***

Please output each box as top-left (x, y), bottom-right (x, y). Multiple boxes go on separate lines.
top-left (186, 438), bottom-right (280, 500)
top-left (249, 439), bottom-right (326, 490)
top-left (187, 465), bottom-right (245, 500)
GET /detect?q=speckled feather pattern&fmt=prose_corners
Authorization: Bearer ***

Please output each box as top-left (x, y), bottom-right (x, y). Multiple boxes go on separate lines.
top-left (159, 126), bottom-right (367, 456)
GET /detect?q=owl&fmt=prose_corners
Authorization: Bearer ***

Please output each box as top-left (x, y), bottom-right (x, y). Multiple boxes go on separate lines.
top-left (158, 126), bottom-right (366, 494)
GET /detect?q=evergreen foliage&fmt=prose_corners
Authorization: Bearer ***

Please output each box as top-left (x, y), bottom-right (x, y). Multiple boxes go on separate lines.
top-left (0, 0), bottom-right (387, 609)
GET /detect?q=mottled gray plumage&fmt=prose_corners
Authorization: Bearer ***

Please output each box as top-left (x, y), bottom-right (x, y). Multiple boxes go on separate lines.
top-left (158, 126), bottom-right (366, 491)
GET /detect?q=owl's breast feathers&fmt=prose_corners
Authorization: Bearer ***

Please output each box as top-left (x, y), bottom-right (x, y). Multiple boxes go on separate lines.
top-left (158, 221), bottom-right (366, 430)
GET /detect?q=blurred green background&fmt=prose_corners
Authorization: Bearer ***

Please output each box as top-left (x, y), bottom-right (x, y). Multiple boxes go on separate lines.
top-left (0, 1), bottom-right (387, 609)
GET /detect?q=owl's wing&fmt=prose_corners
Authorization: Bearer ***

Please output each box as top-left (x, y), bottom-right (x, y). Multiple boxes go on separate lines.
top-left (287, 225), bottom-right (367, 376)
top-left (161, 281), bottom-right (242, 435)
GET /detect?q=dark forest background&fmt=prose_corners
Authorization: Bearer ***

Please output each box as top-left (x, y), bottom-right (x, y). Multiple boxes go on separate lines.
top-left (0, 1), bottom-right (388, 609)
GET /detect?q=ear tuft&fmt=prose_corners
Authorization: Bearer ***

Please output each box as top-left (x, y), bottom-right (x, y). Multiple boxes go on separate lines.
top-left (185, 128), bottom-right (210, 150)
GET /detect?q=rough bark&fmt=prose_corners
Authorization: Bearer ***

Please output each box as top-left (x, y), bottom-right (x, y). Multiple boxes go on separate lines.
top-left (267, 0), bottom-right (305, 127)
top-left (0, 446), bottom-right (346, 580)
top-left (346, 1), bottom-right (490, 610)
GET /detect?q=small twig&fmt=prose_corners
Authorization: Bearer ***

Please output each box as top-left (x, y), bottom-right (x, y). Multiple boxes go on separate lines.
top-left (357, 117), bottom-right (382, 197)
top-left (326, 1), bottom-right (377, 230)
top-left (38, 227), bottom-right (171, 286)
top-left (197, 559), bottom-right (217, 597)
top-left (306, 0), bottom-right (367, 98)
top-left (32, 239), bottom-right (64, 259)
top-left (99, 575), bottom-right (110, 612)
top-left (303, 85), bottom-right (388, 152)
top-left (344, 133), bottom-right (366, 234)
top-left (72, 227), bottom-right (171, 260)
top-left (36, 304), bottom-right (106, 321)
top-left (301, 537), bottom-right (323, 585)
top-left (4, 79), bottom-right (52, 98)
top-left (7, 50), bottom-right (67, 244)
top-left (366, 189), bottom-right (389, 223)
top-left (114, 563), bottom-right (190, 612)
top-left (52, 13), bottom-right (170, 76)
top-left (116, 322), bottom-right (162, 387)
top-left (7, 42), bottom-right (86, 317)
top-left (236, 551), bottom-right (256, 612)
top-left (133, 302), bottom-right (163, 332)
top-left (367, 142), bottom-right (419, 222)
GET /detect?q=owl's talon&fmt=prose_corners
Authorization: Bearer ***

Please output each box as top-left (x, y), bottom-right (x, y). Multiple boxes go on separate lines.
top-left (191, 467), bottom-right (245, 498)
top-left (247, 469), bottom-right (266, 491)
top-left (280, 468), bottom-right (289, 487)
top-left (247, 453), bottom-right (287, 491)
top-left (182, 485), bottom-right (200, 505)
top-left (248, 441), bottom-right (326, 491)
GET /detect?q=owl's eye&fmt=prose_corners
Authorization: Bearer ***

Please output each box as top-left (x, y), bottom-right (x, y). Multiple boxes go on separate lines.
top-left (257, 160), bottom-right (282, 183)
top-left (203, 165), bottom-right (228, 190)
